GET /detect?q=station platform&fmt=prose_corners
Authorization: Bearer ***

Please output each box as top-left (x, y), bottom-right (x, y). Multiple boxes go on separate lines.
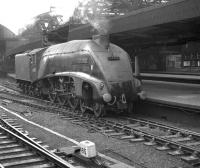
top-left (7, 73), bottom-right (16, 79)
top-left (140, 73), bottom-right (200, 84)
top-left (142, 80), bottom-right (200, 111)
top-left (6, 73), bottom-right (200, 112)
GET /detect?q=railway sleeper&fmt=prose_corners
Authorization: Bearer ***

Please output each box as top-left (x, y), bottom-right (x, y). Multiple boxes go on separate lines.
top-left (156, 143), bottom-right (170, 151)
top-left (120, 135), bottom-right (135, 140)
top-left (0, 151), bottom-right (35, 161)
top-left (171, 136), bottom-right (192, 142)
top-left (0, 143), bottom-right (21, 150)
top-left (185, 141), bottom-right (200, 146)
top-left (129, 136), bottom-right (145, 142)
top-left (144, 138), bottom-right (156, 146)
top-left (1, 156), bottom-right (52, 167)
top-left (181, 151), bottom-right (200, 165)
top-left (168, 147), bottom-right (184, 156)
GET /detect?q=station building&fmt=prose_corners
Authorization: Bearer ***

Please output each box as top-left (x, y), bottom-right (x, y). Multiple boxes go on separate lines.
top-left (139, 42), bottom-right (200, 73)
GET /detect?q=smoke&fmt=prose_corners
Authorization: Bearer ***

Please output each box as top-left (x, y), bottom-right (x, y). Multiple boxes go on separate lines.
top-left (76, 0), bottom-right (112, 35)
top-left (89, 17), bottom-right (111, 35)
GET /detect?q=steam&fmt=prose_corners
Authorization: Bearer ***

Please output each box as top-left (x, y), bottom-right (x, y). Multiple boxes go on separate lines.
top-left (75, 0), bottom-right (112, 35)
top-left (89, 18), bottom-right (111, 35)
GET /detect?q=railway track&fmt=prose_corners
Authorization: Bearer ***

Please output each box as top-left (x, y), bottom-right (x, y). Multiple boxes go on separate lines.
top-left (0, 113), bottom-right (76, 168)
top-left (0, 83), bottom-right (199, 167)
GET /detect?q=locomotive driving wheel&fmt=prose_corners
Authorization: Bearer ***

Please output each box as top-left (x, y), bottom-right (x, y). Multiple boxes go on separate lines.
top-left (28, 85), bottom-right (34, 96)
top-left (68, 79), bottom-right (79, 110)
top-left (57, 92), bottom-right (68, 105)
top-left (93, 102), bottom-right (105, 117)
top-left (68, 95), bottom-right (79, 110)
top-left (80, 99), bottom-right (87, 114)
top-left (56, 77), bottom-right (68, 105)
top-left (48, 86), bottom-right (57, 102)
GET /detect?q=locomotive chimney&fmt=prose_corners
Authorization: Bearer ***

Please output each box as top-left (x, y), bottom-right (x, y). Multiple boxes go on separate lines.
top-left (93, 34), bottom-right (110, 49)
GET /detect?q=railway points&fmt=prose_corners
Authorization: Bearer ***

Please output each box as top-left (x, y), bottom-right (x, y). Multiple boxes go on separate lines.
top-left (0, 86), bottom-right (137, 168)
top-left (0, 107), bottom-right (135, 168)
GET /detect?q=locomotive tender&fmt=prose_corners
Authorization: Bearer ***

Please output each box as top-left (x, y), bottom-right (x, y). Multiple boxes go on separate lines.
top-left (15, 34), bottom-right (144, 117)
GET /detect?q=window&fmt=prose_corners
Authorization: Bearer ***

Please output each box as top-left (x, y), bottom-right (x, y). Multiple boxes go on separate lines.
top-left (183, 61), bottom-right (190, 67)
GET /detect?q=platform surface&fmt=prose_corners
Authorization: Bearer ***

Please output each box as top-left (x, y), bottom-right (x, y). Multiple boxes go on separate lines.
top-left (141, 72), bottom-right (200, 79)
top-left (140, 73), bottom-right (200, 84)
top-left (143, 80), bottom-right (200, 110)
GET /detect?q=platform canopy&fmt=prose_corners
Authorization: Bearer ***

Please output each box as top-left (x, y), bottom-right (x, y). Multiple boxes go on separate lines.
top-left (67, 0), bottom-right (200, 51)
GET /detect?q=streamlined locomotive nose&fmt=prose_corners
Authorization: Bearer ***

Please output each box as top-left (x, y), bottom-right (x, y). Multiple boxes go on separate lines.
top-left (107, 80), bottom-right (136, 106)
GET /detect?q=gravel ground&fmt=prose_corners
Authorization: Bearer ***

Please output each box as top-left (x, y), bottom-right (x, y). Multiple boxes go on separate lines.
top-left (0, 99), bottom-right (194, 168)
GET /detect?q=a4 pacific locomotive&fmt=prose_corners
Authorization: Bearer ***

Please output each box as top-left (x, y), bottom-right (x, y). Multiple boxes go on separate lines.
top-left (15, 34), bottom-right (145, 117)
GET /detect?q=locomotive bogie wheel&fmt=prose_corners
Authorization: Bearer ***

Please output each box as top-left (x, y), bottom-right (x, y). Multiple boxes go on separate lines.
top-left (93, 102), bottom-right (105, 117)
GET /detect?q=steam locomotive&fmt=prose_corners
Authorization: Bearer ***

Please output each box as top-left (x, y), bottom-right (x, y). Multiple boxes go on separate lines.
top-left (15, 34), bottom-right (145, 117)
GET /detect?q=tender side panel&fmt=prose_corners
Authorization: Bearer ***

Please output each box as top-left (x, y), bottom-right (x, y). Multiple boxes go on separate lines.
top-left (15, 53), bottom-right (31, 81)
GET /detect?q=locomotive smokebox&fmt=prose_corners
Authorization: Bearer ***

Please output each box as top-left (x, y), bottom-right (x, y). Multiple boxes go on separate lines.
top-left (93, 34), bottom-right (110, 49)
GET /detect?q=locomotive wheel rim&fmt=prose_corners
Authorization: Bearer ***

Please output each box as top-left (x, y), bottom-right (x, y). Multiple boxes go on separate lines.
top-left (68, 95), bottom-right (79, 110)
top-left (93, 103), bottom-right (104, 117)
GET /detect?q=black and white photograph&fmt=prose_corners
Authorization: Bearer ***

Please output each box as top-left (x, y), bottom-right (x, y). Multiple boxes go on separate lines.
top-left (0, 0), bottom-right (200, 167)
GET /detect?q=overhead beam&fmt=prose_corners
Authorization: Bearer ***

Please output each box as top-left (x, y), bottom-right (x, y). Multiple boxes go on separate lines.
top-left (68, 0), bottom-right (200, 41)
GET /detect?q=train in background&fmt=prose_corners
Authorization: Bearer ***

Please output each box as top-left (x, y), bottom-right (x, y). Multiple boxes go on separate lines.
top-left (15, 34), bottom-right (145, 117)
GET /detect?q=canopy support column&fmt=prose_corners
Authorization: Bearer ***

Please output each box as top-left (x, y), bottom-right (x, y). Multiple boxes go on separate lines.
top-left (135, 55), bottom-right (140, 78)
